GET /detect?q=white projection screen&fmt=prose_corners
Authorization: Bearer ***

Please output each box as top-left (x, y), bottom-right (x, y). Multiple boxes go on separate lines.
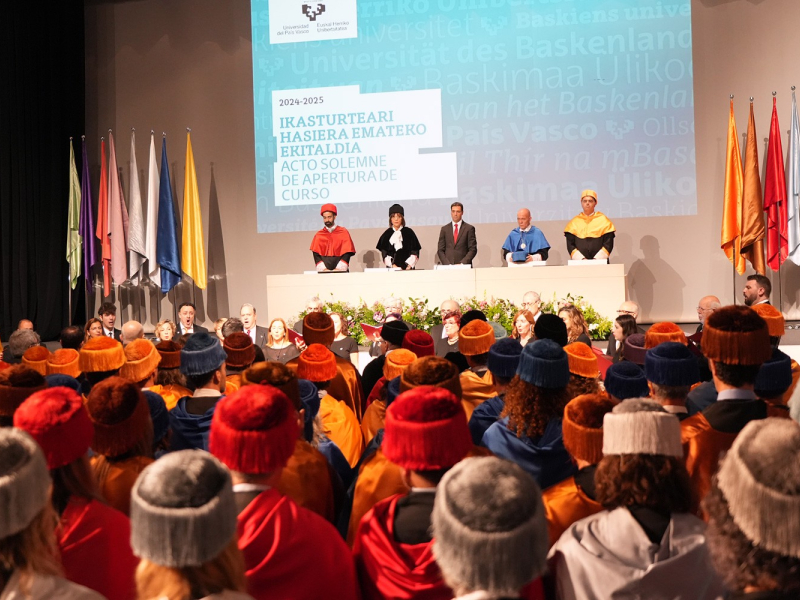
top-left (251, 0), bottom-right (697, 233)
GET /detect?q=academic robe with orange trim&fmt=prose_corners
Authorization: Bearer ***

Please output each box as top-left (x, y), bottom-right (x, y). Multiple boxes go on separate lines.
top-left (58, 497), bottom-right (138, 600)
top-left (238, 488), bottom-right (359, 600)
top-left (287, 354), bottom-right (365, 421)
top-left (277, 438), bottom-right (337, 523)
top-left (563, 212), bottom-right (616, 259)
top-left (310, 225), bottom-right (356, 271)
top-left (148, 383), bottom-right (192, 411)
top-left (320, 393), bottom-right (365, 468)
top-left (681, 397), bottom-right (788, 514)
top-left (542, 467), bottom-right (603, 547)
top-left (362, 398), bottom-right (386, 446)
top-left (225, 373), bottom-right (242, 395)
top-left (459, 368), bottom-right (495, 421)
top-left (91, 455), bottom-right (154, 516)
top-left (347, 443), bottom-right (492, 545)
top-left (353, 494), bottom-right (451, 600)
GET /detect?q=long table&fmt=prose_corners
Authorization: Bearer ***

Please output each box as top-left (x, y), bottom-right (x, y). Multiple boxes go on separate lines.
top-left (266, 264), bottom-right (626, 323)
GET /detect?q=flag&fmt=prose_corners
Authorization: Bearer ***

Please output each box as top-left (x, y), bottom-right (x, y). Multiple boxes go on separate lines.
top-left (128, 130), bottom-right (147, 283)
top-left (108, 132), bottom-right (130, 285)
top-left (67, 140), bottom-right (82, 290)
top-left (721, 99), bottom-right (745, 274)
top-left (181, 132), bottom-right (207, 289)
top-left (765, 96), bottom-right (788, 271)
top-left (79, 138), bottom-right (97, 292)
top-left (96, 138), bottom-right (112, 297)
top-left (157, 136), bottom-right (181, 293)
top-left (145, 132), bottom-right (161, 287)
top-left (787, 90), bottom-right (800, 264)
top-left (741, 101), bottom-right (767, 275)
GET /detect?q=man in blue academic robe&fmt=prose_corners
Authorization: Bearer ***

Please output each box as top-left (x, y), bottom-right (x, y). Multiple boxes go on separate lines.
top-left (501, 208), bottom-right (550, 264)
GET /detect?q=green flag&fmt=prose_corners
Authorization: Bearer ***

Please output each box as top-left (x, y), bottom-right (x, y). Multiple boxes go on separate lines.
top-left (67, 139), bottom-right (82, 290)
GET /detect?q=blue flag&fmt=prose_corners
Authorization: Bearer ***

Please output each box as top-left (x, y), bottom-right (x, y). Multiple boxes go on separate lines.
top-left (157, 137), bottom-right (181, 293)
top-left (79, 138), bottom-right (97, 292)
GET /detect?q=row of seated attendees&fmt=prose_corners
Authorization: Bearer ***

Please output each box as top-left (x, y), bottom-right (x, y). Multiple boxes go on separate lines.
top-left (0, 286), bottom-right (797, 598)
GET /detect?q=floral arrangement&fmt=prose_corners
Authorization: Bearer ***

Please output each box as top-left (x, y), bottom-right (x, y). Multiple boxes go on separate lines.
top-left (290, 292), bottom-right (612, 345)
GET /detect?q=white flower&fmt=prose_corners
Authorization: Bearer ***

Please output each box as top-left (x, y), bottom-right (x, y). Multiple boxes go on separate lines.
top-left (589, 323), bottom-right (598, 331)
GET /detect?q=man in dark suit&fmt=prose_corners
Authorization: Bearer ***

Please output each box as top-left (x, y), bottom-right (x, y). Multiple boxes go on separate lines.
top-left (437, 202), bottom-right (477, 266)
top-left (177, 302), bottom-right (208, 335)
top-left (240, 303), bottom-right (268, 348)
top-left (98, 302), bottom-right (122, 341)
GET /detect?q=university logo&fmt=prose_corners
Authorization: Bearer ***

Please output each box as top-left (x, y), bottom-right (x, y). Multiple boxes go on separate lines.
top-left (302, 3), bottom-right (326, 21)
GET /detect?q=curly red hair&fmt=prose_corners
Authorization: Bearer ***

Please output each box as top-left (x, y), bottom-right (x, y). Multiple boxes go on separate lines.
top-left (502, 375), bottom-right (570, 439)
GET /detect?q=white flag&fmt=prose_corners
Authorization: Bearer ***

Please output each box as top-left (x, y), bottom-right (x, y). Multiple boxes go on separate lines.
top-left (145, 132), bottom-right (161, 287)
top-left (787, 91), bottom-right (800, 265)
top-left (128, 130), bottom-right (147, 283)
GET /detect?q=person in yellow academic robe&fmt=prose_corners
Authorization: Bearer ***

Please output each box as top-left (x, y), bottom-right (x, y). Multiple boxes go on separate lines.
top-left (563, 189), bottom-right (616, 260)
top-left (458, 320), bottom-right (498, 420)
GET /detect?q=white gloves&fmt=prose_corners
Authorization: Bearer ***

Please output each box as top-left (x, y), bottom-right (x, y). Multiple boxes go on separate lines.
top-left (384, 256), bottom-right (394, 268)
top-left (406, 255), bottom-right (418, 268)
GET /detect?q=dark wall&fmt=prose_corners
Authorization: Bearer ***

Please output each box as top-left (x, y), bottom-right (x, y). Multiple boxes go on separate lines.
top-left (0, 2), bottom-right (85, 341)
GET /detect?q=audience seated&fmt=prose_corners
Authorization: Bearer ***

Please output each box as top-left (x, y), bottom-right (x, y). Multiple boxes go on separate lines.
top-left (458, 319), bottom-right (497, 420)
top-left (468, 337), bottom-right (523, 444)
top-left (548, 399), bottom-right (725, 599)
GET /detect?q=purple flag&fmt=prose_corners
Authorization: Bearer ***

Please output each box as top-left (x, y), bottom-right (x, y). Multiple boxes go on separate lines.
top-left (79, 138), bottom-right (97, 292)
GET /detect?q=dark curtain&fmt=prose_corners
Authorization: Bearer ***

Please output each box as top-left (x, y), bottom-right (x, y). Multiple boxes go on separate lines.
top-left (0, 2), bottom-right (85, 342)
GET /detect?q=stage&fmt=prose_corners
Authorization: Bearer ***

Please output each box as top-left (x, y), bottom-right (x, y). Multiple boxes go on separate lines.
top-left (265, 263), bottom-right (627, 324)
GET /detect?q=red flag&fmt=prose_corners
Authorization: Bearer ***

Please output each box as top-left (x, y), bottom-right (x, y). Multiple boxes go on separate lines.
top-left (95, 138), bottom-right (112, 297)
top-left (765, 96), bottom-right (788, 270)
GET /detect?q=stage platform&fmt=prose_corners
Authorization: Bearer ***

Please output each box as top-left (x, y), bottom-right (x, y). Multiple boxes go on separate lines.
top-left (265, 264), bottom-right (627, 324)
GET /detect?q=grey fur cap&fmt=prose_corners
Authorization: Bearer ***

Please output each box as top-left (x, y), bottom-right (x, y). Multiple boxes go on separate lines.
top-left (432, 456), bottom-right (548, 596)
top-left (0, 428), bottom-right (51, 539)
top-left (717, 417), bottom-right (800, 559)
top-left (603, 398), bottom-right (683, 458)
top-left (130, 450), bottom-right (237, 567)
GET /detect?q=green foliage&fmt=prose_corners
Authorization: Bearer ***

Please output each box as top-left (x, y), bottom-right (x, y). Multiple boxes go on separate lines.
top-left (290, 292), bottom-right (612, 345)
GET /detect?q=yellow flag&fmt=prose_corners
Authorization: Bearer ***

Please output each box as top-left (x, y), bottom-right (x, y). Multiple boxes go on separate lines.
top-left (181, 132), bottom-right (207, 289)
top-left (741, 101), bottom-right (767, 275)
top-left (721, 100), bottom-right (745, 274)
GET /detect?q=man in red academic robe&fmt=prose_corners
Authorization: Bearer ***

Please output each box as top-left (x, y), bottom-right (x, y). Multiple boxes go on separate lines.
top-left (310, 203), bottom-right (356, 272)
top-left (353, 386), bottom-right (473, 600)
top-left (209, 384), bottom-right (359, 600)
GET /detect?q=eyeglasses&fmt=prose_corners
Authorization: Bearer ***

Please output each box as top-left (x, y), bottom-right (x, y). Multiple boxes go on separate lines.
top-left (617, 310), bottom-right (636, 315)
top-left (696, 306), bottom-right (714, 312)
top-left (522, 300), bottom-right (540, 306)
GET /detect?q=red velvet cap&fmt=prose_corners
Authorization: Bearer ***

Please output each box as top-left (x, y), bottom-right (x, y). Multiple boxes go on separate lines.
top-left (0, 365), bottom-right (47, 417)
top-left (209, 385), bottom-right (299, 475)
top-left (155, 340), bottom-right (182, 369)
top-left (320, 203), bottom-right (337, 215)
top-left (383, 386), bottom-right (472, 470)
top-left (402, 329), bottom-right (435, 357)
top-left (14, 387), bottom-right (94, 469)
top-left (223, 332), bottom-right (256, 368)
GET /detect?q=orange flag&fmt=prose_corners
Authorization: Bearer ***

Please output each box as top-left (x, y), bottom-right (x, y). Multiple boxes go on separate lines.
top-left (721, 99), bottom-right (745, 274)
top-left (741, 101), bottom-right (767, 275)
top-left (95, 138), bottom-right (112, 296)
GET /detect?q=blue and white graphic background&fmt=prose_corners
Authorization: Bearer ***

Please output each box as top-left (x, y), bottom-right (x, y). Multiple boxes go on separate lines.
top-left (252, 0), bottom-right (697, 233)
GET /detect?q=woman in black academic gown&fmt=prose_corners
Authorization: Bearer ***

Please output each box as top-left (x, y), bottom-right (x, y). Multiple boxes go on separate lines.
top-left (376, 204), bottom-right (421, 270)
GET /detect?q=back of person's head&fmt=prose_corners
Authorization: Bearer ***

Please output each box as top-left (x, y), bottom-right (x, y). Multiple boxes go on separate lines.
top-left (432, 456), bottom-right (548, 597)
top-left (562, 393), bottom-right (617, 465)
top-left (702, 306), bottom-right (770, 388)
top-left (533, 313), bottom-right (568, 347)
top-left (0, 428), bottom-right (60, 582)
top-left (487, 338), bottom-right (523, 384)
top-left (596, 398), bottom-right (691, 514)
top-left (603, 361), bottom-right (649, 401)
top-left (79, 336), bottom-right (126, 386)
top-left (180, 333), bottom-right (226, 389)
top-left (21, 346), bottom-right (51, 376)
top-left (703, 418), bottom-right (800, 594)
top-left (241, 361), bottom-right (300, 409)
top-left (130, 450), bottom-right (246, 599)
top-left (8, 329), bottom-right (41, 358)
top-left (46, 349), bottom-right (81, 379)
top-left (85, 376), bottom-right (153, 458)
top-left (644, 322), bottom-right (687, 349)
top-left (59, 325), bottom-right (84, 350)
top-left (645, 341), bottom-right (700, 402)
top-left (380, 320), bottom-right (409, 349)
top-left (221, 317), bottom-right (244, 338)
top-left (120, 339), bottom-right (161, 387)
top-left (210, 385), bottom-right (299, 476)
top-left (302, 312), bottom-right (335, 347)
top-left (14, 386), bottom-right (98, 514)
top-left (0, 365), bottom-right (47, 426)
top-left (400, 355), bottom-right (461, 399)
top-left (563, 342), bottom-right (600, 399)
top-left (402, 329), bottom-right (435, 357)
top-left (154, 341), bottom-right (186, 387)
top-left (383, 386), bottom-right (472, 480)
top-left (754, 349), bottom-right (793, 401)
top-left (222, 332), bottom-right (256, 372)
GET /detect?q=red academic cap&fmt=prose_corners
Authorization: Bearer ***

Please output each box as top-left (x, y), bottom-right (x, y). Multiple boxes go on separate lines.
top-left (320, 203), bottom-right (337, 216)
